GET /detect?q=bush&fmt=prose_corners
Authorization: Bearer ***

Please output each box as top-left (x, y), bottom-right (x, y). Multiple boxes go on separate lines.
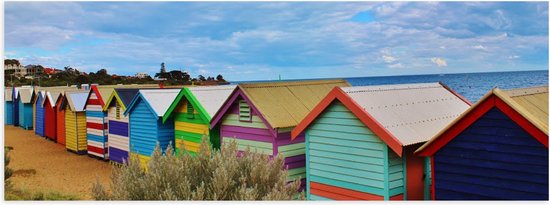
top-left (5, 147), bottom-right (13, 190)
top-left (92, 137), bottom-right (302, 200)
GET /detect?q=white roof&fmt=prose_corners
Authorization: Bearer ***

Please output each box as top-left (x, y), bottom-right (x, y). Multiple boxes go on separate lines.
top-left (66, 91), bottom-right (89, 112)
top-left (188, 85), bottom-right (236, 118)
top-left (341, 82), bottom-right (470, 146)
top-left (5, 88), bottom-right (12, 101)
top-left (140, 89), bottom-right (180, 117)
top-left (19, 88), bottom-right (35, 103)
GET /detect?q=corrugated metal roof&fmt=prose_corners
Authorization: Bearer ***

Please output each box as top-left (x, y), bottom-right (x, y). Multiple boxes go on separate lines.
top-left (19, 88), bottom-right (34, 103)
top-left (341, 82), bottom-right (471, 146)
top-left (5, 87), bottom-right (13, 101)
top-left (188, 85), bottom-right (236, 118)
top-left (65, 91), bottom-right (89, 112)
top-left (240, 79), bottom-right (350, 129)
top-left (139, 89), bottom-right (180, 117)
top-left (94, 84), bottom-right (159, 105)
top-left (500, 86), bottom-right (548, 134)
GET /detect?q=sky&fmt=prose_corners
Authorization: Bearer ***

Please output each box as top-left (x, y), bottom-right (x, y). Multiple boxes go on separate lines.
top-left (4, 2), bottom-right (549, 81)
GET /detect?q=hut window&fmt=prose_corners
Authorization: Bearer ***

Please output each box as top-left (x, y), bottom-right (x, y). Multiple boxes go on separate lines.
top-left (116, 103), bottom-right (121, 119)
top-left (239, 100), bottom-right (252, 122)
top-left (187, 103), bottom-right (194, 119)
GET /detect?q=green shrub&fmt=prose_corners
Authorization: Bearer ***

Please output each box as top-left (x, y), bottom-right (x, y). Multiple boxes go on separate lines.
top-left (92, 137), bottom-right (301, 200)
top-left (5, 147), bottom-right (13, 190)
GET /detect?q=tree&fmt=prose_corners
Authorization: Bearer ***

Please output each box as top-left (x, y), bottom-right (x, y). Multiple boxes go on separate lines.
top-left (198, 75), bottom-right (206, 81)
top-left (216, 74), bottom-right (225, 82)
top-left (92, 137), bottom-right (302, 200)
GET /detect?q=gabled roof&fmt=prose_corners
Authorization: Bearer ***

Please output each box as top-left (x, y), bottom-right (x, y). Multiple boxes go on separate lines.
top-left (87, 84), bottom-right (160, 108)
top-left (63, 91), bottom-right (89, 112)
top-left (416, 85), bottom-right (549, 156)
top-left (124, 89), bottom-right (180, 117)
top-left (18, 88), bottom-right (35, 103)
top-left (43, 91), bottom-right (61, 108)
top-left (102, 88), bottom-right (141, 111)
top-left (211, 79), bottom-right (350, 130)
top-left (163, 85), bottom-right (236, 123)
top-left (5, 87), bottom-right (13, 102)
top-left (291, 82), bottom-right (471, 156)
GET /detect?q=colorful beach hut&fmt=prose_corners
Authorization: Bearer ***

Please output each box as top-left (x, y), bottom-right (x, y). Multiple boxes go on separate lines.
top-left (415, 86), bottom-right (548, 200)
top-left (291, 82), bottom-right (471, 200)
top-left (34, 91), bottom-right (46, 136)
top-left (84, 85), bottom-right (115, 159)
top-left (43, 90), bottom-right (62, 141)
top-left (5, 87), bottom-right (14, 125)
top-left (61, 91), bottom-right (89, 154)
top-left (124, 89), bottom-right (180, 166)
top-left (102, 88), bottom-right (141, 164)
top-left (210, 79), bottom-right (350, 188)
top-left (56, 92), bottom-right (67, 145)
top-left (163, 85), bottom-right (236, 155)
top-left (17, 88), bottom-right (35, 130)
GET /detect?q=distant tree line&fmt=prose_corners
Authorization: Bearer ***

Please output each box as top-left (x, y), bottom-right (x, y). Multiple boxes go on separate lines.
top-left (4, 60), bottom-right (228, 87)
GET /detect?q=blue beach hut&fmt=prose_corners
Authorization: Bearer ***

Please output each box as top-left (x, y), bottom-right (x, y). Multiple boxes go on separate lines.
top-left (35, 91), bottom-right (46, 136)
top-left (18, 88), bottom-right (35, 130)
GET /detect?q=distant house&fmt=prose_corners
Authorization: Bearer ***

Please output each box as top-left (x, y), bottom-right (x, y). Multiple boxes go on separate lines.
top-left (135, 72), bottom-right (150, 79)
top-left (4, 64), bottom-right (27, 78)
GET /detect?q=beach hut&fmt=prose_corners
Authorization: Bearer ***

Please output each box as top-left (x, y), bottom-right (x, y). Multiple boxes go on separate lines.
top-left (124, 89), bottom-right (180, 166)
top-left (13, 87), bottom-right (20, 127)
top-left (34, 91), bottom-right (46, 136)
top-left (210, 79), bottom-right (350, 189)
top-left (17, 88), bottom-right (35, 130)
top-left (5, 87), bottom-right (14, 125)
top-left (291, 82), bottom-right (471, 200)
top-left (102, 88), bottom-right (141, 164)
top-left (84, 85), bottom-right (114, 159)
top-left (415, 86), bottom-right (548, 200)
top-left (56, 92), bottom-right (67, 145)
top-left (61, 91), bottom-right (89, 154)
top-left (43, 90), bottom-right (62, 141)
top-left (163, 85), bottom-right (236, 155)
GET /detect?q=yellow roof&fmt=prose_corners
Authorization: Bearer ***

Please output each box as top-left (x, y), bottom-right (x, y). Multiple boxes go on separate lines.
top-left (496, 86), bottom-right (548, 135)
top-left (240, 79), bottom-right (350, 129)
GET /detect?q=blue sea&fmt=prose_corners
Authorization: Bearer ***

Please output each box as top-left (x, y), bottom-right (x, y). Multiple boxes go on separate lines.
top-left (235, 70), bottom-right (548, 103)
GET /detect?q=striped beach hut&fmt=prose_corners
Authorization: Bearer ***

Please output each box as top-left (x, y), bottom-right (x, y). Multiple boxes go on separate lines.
top-left (34, 91), bottom-right (46, 136)
top-left (61, 91), bottom-right (89, 154)
top-left (17, 88), bottom-right (35, 130)
top-left (102, 88), bottom-right (141, 164)
top-left (416, 86), bottom-right (548, 200)
top-left (124, 89), bottom-right (180, 166)
top-left (163, 85), bottom-right (236, 155)
top-left (5, 87), bottom-right (14, 125)
top-left (291, 83), bottom-right (471, 200)
top-left (13, 87), bottom-right (21, 127)
top-left (84, 85), bottom-right (115, 159)
top-left (210, 79), bottom-right (350, 189)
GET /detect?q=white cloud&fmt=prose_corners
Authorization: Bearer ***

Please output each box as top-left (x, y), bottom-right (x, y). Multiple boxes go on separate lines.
top-left (382, 55), bottom-right (398, 63)
top-left (388, 63), bottom-right (404, 68)
top-left (508, 55), bottom-right (520, 59)
top-left (431, 57), bottom-right (448, 67)
top-left (473, 45), bottom-right (487, 51)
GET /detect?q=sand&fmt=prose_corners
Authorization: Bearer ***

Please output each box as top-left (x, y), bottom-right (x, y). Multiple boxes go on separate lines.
top-left (4, 125), bottom-right (112, 199)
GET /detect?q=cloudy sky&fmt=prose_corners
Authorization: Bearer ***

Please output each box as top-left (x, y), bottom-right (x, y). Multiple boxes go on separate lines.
top-left (5, 2), bottom-right (548, 81)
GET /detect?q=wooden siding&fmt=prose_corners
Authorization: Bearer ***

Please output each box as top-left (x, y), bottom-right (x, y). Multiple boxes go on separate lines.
top-left (5, 102), bottom-right (13, 125)
top-left (65, 108), bottom-right (87, 153)
top-left (44, 98), bottom-right (57, 141)
top-left (129, 98), bottom-right (175, 166)
top-left (306, 101), bottom-right (388, 200)
top-left (433, 108), bottom-right (549, 200)
top-left (35, 94), bottom-right (45, 136)
top-left (173, 99), bottom-right (210, 155)
top-left (277, 132), bottom-right (306, 183)
top-left (18, 101), bottom-right (33, 130)
top-left (107, 101), bottom-right (130, 164)
top-left (388, 149), bottom-right (404, 197)
top-left (56, 99), bottom-right (66, 145)
top-left (86, 90), bottom-right (108, 159)
top-left (220, 100), bottom-right (274, 155)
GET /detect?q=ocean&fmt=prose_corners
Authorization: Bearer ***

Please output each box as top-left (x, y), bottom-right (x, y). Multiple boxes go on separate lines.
top-left (234, 70), bottom-right (548, 103)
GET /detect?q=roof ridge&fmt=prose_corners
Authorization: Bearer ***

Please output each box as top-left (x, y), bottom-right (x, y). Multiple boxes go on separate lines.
top-left (503, 85), bottom-right (548, 97)
top-left (343, 83), bottom-right (441, 93)
top-left (240, 79), bottom-right (347, 88)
